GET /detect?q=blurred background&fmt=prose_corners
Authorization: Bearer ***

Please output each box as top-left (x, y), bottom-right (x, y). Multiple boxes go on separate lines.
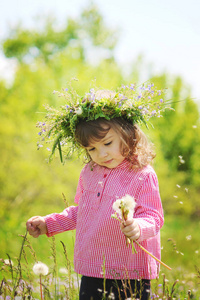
top-left (0, 0), bottom-right (200, 276)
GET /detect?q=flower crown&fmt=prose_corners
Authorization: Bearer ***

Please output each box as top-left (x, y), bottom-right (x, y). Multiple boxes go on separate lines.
top-left (37, 80), bottom-right (168, 162)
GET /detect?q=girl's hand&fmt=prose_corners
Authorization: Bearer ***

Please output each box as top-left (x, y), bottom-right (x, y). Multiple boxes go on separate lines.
top-left (26, 216), bottom-right (47, 238)
top-left (120, 218), bottom-right (140, 241)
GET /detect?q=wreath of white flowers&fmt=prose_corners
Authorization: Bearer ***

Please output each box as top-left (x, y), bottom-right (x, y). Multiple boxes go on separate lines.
top-left (37, 79), bottom-right (169, 162)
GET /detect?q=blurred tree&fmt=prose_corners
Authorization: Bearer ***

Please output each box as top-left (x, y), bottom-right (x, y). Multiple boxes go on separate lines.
top-left (3, 3), bottom-right (118, 64)
top-left (149, 75), bottom-right (200, 217)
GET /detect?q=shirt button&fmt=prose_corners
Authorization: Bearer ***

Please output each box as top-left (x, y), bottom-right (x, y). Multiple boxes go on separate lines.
top-left (103, 174), bottom-right (107, 178)
top-left (97, 192), bottom-right (100, 197)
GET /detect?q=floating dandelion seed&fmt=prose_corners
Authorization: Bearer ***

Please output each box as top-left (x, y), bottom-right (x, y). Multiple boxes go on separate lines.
top-left (186, 235), bottom-right (192, 241)
top-left (192, 125), bottom-right (197, 129)
top-left (176, 184), bottom-right (181, 188)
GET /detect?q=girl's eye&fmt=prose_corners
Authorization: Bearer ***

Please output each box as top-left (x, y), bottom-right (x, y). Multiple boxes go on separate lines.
top-left (105, 141), bottom-right (112, 146)
top-left (88, 147), bottom-right (95, 152)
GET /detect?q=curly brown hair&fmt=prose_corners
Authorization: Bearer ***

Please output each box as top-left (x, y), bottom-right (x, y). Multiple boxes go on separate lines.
top-left (75, 118), bottom-right (155, 169)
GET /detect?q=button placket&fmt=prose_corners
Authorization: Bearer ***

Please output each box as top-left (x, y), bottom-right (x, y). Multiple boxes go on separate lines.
top-left (97, 171), bottom-right (110, 203)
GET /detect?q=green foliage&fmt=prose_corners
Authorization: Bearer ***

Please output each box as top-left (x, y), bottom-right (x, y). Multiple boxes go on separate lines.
top-left (147, 75), bottom-right (200, 218)
top-left (3, 3), bottom-right (117, 63)
top-left (1, 217), bottom-right (200, 299)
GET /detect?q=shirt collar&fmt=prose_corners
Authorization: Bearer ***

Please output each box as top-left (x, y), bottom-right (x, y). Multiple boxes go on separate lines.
top-left (91, 158), bottom-right (131, 171)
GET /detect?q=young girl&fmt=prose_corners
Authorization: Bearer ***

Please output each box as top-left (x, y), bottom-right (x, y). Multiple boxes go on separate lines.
top-left (27, 84), bottom-right (167, 300)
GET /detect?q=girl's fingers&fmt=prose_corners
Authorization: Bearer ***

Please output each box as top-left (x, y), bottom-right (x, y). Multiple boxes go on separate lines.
top-left (120, 218), bottom-right (140, 240)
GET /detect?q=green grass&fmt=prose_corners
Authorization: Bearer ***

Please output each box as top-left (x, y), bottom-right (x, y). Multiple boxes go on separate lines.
top-left (0, 216), bottom-right (200, 299)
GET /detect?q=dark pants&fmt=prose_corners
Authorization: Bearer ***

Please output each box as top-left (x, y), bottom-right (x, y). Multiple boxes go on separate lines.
top-left (79, 276), bottom-right (150, 300)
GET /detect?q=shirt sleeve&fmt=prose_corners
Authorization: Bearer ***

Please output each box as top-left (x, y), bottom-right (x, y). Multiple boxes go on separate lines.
top-left (44, 206), bottom-right (78, 237)
top-left (44, 168), bottom-right (85, 237)
top-left (134, 170), bottom-right (164, 242)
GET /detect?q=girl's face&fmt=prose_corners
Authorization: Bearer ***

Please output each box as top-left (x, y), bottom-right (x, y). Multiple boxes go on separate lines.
top-left (85, 128), bottom-right (125, 168)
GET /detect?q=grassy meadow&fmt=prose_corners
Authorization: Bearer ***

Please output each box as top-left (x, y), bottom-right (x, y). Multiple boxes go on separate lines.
top-left (0, 215), bottom-right (199, 299)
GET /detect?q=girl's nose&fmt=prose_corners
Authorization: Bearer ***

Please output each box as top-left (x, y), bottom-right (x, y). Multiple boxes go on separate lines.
top-left (99, 148), bottom-right (108, 158)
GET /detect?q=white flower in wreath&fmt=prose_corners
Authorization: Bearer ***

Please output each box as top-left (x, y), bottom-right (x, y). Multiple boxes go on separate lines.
top-left (95, 90), bottom-right (116, 100)
top-left (75, 107), bottom-right (83, 115)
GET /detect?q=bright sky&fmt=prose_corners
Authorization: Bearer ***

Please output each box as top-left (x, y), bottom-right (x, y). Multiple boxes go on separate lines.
top-left (0, 0), bottom-right (200, 103)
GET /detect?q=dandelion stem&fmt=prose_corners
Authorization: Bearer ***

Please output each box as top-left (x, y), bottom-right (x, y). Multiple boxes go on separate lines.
top-left (40, 275), bottom-right (43, 300)
top-left (134, 240), bottom-right (171, 271)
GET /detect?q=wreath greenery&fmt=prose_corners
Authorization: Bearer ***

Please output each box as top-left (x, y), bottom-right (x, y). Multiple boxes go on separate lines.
top-left (37, 80), bottom-right (169, 162)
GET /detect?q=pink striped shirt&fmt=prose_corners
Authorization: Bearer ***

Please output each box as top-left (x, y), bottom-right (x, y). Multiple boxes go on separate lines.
top-left (44, 159), bottom-right (164, 280)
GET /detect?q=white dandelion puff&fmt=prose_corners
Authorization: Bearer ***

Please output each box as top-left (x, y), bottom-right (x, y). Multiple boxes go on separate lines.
top-left (186, 235), bottom-right (192, 241)
top-left (112, 195), bottom-right (136, 219)
top-left (112, 199), bottom-right (123, 216)
top-left (4, 259), bottom-right (14, 266)
top-left (33, 262), bottom-right (49, 276)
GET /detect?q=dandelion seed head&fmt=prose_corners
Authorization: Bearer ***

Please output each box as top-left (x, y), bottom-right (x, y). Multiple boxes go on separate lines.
top-left (112, 195), bottom-right (136, 219)
top-left (4, 259), bottom-right (13, 266)
top-left (33, 262), bottom-right (49, 276)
